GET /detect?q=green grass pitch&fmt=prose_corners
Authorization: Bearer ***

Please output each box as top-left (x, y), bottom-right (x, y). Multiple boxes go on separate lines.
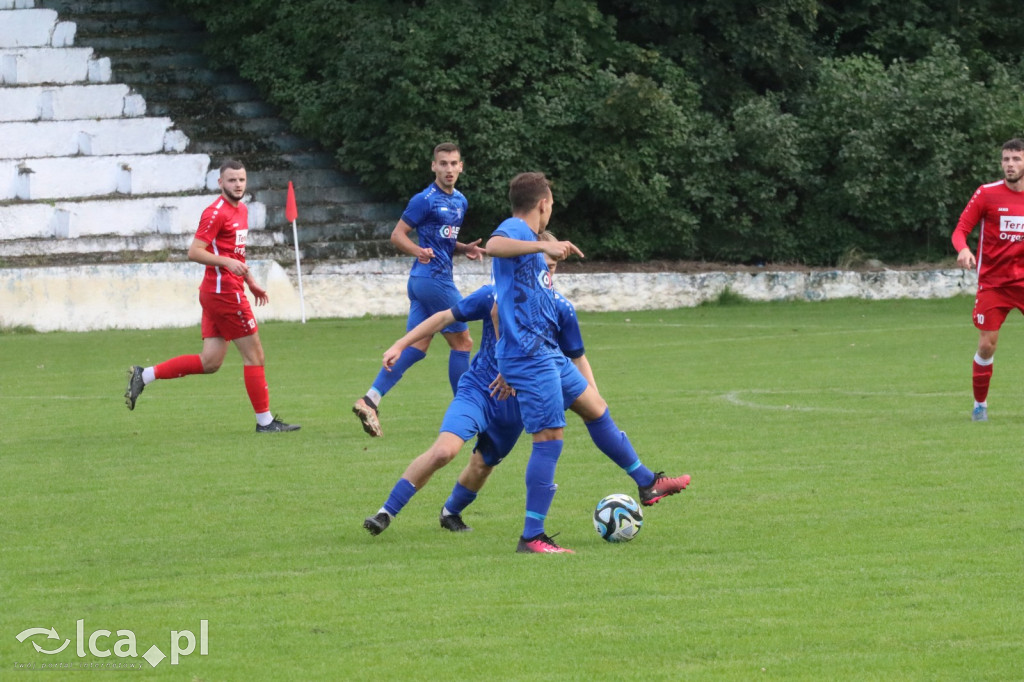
top-left (2, 296), bottom-right (1022, 680)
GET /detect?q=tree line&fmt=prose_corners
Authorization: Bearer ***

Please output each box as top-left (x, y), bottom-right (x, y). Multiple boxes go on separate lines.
top-left (171, 0), bottom-right (1024, 264)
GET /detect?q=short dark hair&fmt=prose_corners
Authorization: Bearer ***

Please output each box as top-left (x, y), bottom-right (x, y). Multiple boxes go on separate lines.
top-left (433, 142), bottom-right (460, 158)
top-left (219, 159), bottom-right (245, 174)
top-left (1003, 139), bottom-right (1024, 153)
top-left (508, 172), bottom-right (551, 213)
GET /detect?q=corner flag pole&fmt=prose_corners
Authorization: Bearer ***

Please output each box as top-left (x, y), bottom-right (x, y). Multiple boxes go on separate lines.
top-left (286, 181), bottom-right (306, 323)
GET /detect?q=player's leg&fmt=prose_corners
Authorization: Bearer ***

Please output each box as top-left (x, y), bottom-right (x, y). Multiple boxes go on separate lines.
top-left (364, 377), bottom-right (488, 535)
top-left (440, 451), bottom-right (492, 532)
top-left (440, 401), bottom-right (522, 531)
top-left (972, 330), bottom-right (998, 421)
top-left (442, 329), bottom-right (472, 395)
top-left (970, 288), bottom-right (1008, 422)
top-left (565, 360), bottom-right (690, 506)
top-left (353, 280), bottom-right (435, 436)
top-left (434, 276), bottom-right (472, 394)
top-left (124, 298), bottom-right (226, 410)
top-left (503, 356), bottom-right (573, 554)
top-left (363, 432), bottom-right (467, 536)
top-left (230, 313), bottom-right (298, 433)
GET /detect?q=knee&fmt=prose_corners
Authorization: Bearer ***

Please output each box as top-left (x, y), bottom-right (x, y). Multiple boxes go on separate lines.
top-left (201, 357), bottom-right (222, 373)
top-left (449, 331), bottom-right (473, 353)
top-left (427, 446), bottom-right (459, 469)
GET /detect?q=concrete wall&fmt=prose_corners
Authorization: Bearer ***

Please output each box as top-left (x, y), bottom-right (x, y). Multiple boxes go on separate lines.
top-left (0, 259), bottom-right (979, 332)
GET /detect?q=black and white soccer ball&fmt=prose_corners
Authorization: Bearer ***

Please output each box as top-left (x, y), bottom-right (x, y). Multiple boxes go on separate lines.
top-left (593, 493), bottom-right (643, 542)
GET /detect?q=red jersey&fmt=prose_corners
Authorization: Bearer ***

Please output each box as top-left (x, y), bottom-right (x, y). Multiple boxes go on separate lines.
top-left (194, 196), bottom-right (249, 294)
top-left (952, 180), bottom-right (1024, 290)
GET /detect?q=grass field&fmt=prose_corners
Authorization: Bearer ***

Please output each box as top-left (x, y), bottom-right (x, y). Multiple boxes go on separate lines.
top-left (2, 296), bottom-right (1023, 680)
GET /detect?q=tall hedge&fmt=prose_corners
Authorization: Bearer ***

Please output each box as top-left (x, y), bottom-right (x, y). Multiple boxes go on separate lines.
top-left (171, 0), bottom-right (1024, 264)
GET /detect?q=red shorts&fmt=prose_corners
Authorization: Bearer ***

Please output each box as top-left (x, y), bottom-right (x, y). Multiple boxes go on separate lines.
top-left (972, 285), bottom-right (1024, 331)
top-left (199, 290), bottom-right (258, 341)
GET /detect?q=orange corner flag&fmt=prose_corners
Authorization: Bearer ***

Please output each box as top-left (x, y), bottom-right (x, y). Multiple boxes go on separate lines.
top-left (285, 181), bottom-right (298, 222)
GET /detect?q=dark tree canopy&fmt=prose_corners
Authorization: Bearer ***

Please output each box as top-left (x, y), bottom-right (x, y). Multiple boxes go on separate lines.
top-left (173, 0), bottom-right (1024, 264)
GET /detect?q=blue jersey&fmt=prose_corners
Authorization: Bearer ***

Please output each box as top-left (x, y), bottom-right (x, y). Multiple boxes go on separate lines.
top-left (451, 284), bottom-right (499, 380)
top-left (491, 217), bottom-right (559, 359)
top-left (402, 182), bottom-right (468, 280)
top-left (452, 283), bottom-right (583, 380)
top-left (554, 291), bottom-right (584, 359)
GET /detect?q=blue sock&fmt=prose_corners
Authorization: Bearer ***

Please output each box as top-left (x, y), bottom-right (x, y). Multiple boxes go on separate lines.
top-left (371, 347), bottom-right (426, 398)
top-left (523, 440), bottom-right (563, 539)
top-left (382, 478), bottom-right (417, 517)
top-left (586, 408), bottom-right (655, 488)
top-left (443, 482), bottom-right (478, 515)
top-left (448, 350), bottom-right (470, 395)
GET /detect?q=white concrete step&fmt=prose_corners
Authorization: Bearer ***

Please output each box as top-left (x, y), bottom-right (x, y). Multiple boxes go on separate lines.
top-left (0, 8), bottom-right (75, 47)
top-left (0, 193), bottom-right (268, 239)
top-left (0, 117), bottom-right (186, 158)
top-left (0, 83), bottom-right (145, 121)
top-left (1, 152), bottom-right (211, 199)
top-left (0, 46), bottom-right (109, 84)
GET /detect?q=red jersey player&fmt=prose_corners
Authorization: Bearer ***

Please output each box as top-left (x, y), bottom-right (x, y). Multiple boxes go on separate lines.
top-left (952, 138), bottom-right (1024, 422)
top-left (124, 159), bottom-right (299, 432)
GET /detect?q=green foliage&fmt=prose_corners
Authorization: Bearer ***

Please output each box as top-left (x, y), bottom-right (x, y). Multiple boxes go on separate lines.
top-left (795, 41), bottom-right (1023, 263)
top-left (170, 0), bottom-right (1024, 264)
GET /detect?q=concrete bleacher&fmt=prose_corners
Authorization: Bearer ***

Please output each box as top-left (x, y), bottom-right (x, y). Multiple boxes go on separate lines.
top-left (0, 1), bottom-right (267, 257)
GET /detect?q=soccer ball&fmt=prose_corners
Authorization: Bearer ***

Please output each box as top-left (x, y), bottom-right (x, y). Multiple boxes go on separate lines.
top-left (593, 493), bottom-right (643, 542)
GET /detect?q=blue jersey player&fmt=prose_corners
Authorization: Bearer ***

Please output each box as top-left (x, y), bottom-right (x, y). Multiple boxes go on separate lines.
top-left (362, 234), bottom-right (581, 536)
top-left (362, 280), bottom-right (523, 535)
top-left (487, 172), bottom-right (691, 554)
top-left (353, 142), bottom-right (485, 437)
top-left (363, 231), bottom-right (688, 540)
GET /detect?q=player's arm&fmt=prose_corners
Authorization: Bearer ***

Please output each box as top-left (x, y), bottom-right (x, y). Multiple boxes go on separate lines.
top-left (187, 238), bottom-right (247, 276)
top-left (485, 235), bottom-right (584, 261)
top-left (952, 191), bottom-right (983, 269)
top-left (390, 218), bottom-right (434, 263)
top-left (382, 309), bottom-right (457, 369)
top-left (244, 273), bottom-right (269, 306)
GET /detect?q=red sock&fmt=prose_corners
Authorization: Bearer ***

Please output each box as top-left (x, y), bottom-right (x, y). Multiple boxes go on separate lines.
top-left (244, 365), bottom-right (270, 414)
top-left (972, 360), bottom-right (993, 403)
top-left (154, 355), bottom-right (205, 380)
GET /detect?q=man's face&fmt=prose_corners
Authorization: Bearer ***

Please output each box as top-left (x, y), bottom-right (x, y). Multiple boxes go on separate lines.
top-left (432, 151), bottom-right (463, 191)
top-left (219, 168), bottom-right (247, 203)
top-left (1002, 149), bottom-right (1024, 184)
top-left (544, 253), bottom-right (558, 276)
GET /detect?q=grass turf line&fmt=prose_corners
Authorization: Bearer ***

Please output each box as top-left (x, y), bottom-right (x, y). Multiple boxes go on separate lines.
top-left (1, 296), bottom-right (1022, 680)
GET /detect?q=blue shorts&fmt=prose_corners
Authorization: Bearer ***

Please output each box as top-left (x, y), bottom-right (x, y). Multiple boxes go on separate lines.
top-left (407, 275), bottom-right (467, 334)
top-left (439, 370), bottom-right (523, 466)
top-left (498, 353), bottom-right (589, 434)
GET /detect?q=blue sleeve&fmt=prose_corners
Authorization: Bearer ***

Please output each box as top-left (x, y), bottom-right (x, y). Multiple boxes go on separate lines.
top-left (493, 219), bottom-right (530, 240)
top-left (452, 286), bottom-right (495, 323)
top-left (556, 297), bottom-right (585, 359)
top-left (401, 192), bottom-right (429, 228)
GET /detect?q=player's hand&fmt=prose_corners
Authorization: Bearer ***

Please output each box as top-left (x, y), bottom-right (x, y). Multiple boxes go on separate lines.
top-left (462, 239), bottom-right (485, 261)
top-left (382, 344), bottom-right (403, 370)
top-left (417, 247), bottom-right (435, 264)
top-left (541, 240), bottom-right (584, 262)
top-left (489, 374), bottom-right (516, 400)
top-left (249, 283), bottom-right (269, 306)
top-left (224, 260), bottom-right (249, 276)
top-left (957, 248), bottom-right (976, 269)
